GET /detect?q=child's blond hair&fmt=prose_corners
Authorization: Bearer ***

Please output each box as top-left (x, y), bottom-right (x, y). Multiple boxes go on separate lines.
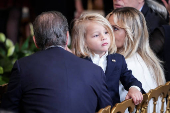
top-left (71, 13), bottom-right (117, 58)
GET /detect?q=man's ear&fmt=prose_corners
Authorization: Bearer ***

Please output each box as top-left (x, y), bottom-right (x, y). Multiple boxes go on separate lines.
top-left (66, 31), bottom-right (69, 46)
top-left (33, 36), bottom-right (39, 49)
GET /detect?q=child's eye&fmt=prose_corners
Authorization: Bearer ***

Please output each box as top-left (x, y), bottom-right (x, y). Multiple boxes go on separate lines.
top-left (93, 35), bottom-right (99, 37)
top-left (105, 31), bottom-right (108, 34)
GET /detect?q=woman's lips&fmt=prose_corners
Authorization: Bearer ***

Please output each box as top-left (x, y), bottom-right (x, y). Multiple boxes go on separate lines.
top-left (114, 4), bottom-right (122, 8)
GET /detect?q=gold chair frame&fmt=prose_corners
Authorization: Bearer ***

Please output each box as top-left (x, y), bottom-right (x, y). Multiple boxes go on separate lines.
top-left (97, 105), bottom-right (111, 113)
top-left (165, 81), bottom-right (170, 113)
top-left (111, 99), bottom-right (135, 113)
top-left (146, 84), bottom-right (169, 113)
top-left (136, 94), bottom-right (148, 113)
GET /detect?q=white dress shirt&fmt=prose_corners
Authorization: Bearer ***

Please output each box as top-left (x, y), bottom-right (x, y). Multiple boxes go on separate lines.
top-left (90, 52), bottom-right (108, 73)
top-left (139, 6), bottom-right (143, 11)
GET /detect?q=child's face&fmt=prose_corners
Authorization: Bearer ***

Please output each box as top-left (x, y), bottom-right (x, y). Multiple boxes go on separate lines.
top-left (108, 15), bottom-right (126, 49)
top-left (85, 22), bottom-right (111, 57)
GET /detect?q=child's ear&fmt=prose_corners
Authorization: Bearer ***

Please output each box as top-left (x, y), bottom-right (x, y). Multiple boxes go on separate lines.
top-left (33, 36), bottom-right (39, 49)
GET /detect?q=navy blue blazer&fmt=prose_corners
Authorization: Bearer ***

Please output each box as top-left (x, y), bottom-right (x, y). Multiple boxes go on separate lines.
top-left (1, 47), bottom-right (112, 113)
top-left (163, 25), bottom-right (170, 81)
top-left (141, 3), bottom-right (169, 35)
top-left (142, 3), bottom-right (169, 81)
top-left (84, 53), bottom-right (144, 105)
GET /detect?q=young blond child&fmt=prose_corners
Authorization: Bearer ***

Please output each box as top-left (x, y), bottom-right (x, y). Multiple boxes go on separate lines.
top-left (71, 12), bottom-right (144, 106)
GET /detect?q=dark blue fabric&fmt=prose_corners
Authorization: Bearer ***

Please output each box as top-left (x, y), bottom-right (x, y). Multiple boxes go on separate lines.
top-left (84, 53), bottom-right (145, 106)
top-left (163, 25), bottom-right (170, 81)
top-left (141, 3), bottom-right (169, 35)
top-left (1, 47), bottom-right (112, 113)
top-left (142, 3), bottom-right (169, 81)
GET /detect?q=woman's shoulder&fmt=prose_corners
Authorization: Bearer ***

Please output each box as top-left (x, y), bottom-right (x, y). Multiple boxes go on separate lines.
top-left (126, 53), bottom-right (142, 61)
top-left (126, 53), bottom-right (145, 67)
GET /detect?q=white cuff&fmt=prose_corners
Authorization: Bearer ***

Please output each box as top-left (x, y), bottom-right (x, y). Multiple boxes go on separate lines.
top-left (129, 86), bottom-right (141, 92)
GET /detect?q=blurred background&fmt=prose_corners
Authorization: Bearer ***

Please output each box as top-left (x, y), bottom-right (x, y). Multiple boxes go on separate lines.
top-left (0, 0), bottom-right (108, 46)
top-left (0, 0), bottom-right (168, 84)
top-left (0, 0), bottom-right (111, 85)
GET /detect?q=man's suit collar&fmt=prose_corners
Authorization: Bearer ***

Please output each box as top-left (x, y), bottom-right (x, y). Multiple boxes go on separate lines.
top-left (83, 57), bottom-right (92, 62)
top-left (141, 3), bottom-right (149, 16)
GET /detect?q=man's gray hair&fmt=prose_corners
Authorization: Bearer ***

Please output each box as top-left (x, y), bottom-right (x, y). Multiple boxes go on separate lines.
top-left (33, 11), bottom-right (69, 49)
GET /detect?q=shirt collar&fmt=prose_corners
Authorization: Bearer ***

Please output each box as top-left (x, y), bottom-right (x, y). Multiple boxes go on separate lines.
top-left (90, 52), bottom-right (108, 62)
top-left (45, 45), bottom-right (65, 50)
top-left (139, 5), bottom-right (144, 11)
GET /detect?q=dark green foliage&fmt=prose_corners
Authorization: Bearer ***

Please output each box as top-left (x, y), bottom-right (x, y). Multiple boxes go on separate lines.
top-left (0, 33), bottom-right (39, 85)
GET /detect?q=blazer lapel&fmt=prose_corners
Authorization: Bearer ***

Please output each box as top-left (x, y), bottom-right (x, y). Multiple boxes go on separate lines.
top-left (141, 3), bottom-right (148, 16)
top-left (105, 55), bottom-right (116, 77)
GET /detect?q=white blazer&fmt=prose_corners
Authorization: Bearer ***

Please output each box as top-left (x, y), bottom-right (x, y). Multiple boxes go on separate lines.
top-left (119, 53), bottom-right (165, 113)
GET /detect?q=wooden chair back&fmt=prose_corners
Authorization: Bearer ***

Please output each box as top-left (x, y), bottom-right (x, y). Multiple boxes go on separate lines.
top-left (136, 94), bottom-right (148, 113)
top-left (97, 105), bottom-right (111, 113)
top-left (146, 84), bottom-right (168, 113)
top-left (165, 81), bottom-right (170, 113)
top-left (111, 99), bottom-right (135, 113)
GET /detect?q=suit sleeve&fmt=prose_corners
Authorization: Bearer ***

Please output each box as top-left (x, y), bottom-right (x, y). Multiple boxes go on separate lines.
top-left (163, 25), bottom-right (170, 82)
top-left (1, 60), bottom-right (22, 112)
top-left (96, 68), bottom-right (113, 111)
top-left (150, 27), bottom-right (164, 54)
top-left (119, 55), bottom-right (145, 93)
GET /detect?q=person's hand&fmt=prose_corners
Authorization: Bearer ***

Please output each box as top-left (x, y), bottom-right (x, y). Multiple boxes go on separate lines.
top-left (125, 87), bottom-right (143, 105)
top-left (162, 0), bottom-right (170, 14)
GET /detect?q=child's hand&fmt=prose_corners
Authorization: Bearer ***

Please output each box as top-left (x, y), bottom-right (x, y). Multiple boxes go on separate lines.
top-left (125, 87), bottom-right (143, 105)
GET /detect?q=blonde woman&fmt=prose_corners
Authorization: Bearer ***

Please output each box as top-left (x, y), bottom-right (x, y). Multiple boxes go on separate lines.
top-left (107, 7), bottom-right (166, 113)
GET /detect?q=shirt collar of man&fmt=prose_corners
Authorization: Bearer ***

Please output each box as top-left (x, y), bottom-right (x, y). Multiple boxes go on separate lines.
top-left (45, 45), bottom-right (65, 50)
top-left (139, 5), bottom-right (144, 11)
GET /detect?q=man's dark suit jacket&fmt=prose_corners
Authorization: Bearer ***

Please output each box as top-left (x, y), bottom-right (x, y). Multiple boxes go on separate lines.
top-left (141, 3), bottom-right (169, 35)
top-left (84, 53), bottom-right (144, 106)
top-left (141, 3), bottom-right (170, 81)
top-left (163, 25), bottom-right (170, 81)
top-left (1, 47), bottom-right (112, 113)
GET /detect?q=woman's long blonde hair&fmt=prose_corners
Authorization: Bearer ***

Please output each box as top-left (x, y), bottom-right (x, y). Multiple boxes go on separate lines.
top-left (71, 12), bottom-right (117, 58)
top-left (107, 7), bottom-right (165, 86)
